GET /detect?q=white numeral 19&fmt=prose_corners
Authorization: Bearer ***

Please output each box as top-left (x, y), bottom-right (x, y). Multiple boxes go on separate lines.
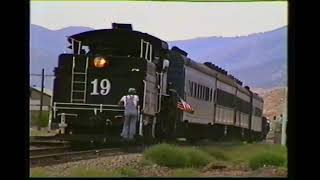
top-left (90, 79), bottom-right (111, 95)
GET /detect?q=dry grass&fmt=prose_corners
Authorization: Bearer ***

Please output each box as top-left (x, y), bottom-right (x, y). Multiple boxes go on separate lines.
top-left (171, 168), bottom-right (200, 177)
top-left (30, 167), bottom-right (49, 177)
top-left (30, 128), bottom-right (57, 137)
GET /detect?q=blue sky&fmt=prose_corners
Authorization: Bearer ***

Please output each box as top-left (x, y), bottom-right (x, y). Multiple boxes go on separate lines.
top-left (31, 1), bottom-right (287, 41)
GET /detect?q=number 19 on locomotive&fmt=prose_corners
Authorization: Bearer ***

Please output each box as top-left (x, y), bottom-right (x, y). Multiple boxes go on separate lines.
top-left (90, 79), bottom-right (111, 95)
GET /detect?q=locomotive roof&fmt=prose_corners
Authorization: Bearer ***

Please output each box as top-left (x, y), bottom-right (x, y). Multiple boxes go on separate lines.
top-left (68, 29), bottom-right (168, 49)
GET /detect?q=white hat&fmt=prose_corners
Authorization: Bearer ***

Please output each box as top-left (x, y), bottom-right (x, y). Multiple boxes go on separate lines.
top-left (128, 88), bottom-right (136, 93)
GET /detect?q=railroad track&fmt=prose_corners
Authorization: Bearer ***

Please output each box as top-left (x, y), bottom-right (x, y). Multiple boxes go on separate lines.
top-left (29, 138), bottom-right (255, 167)
top-left (30, 146), bottom-right (71, 156)
top-left (30, 140), bottom-right (69, 147)
top-left (30, 146), bottom-right (145, 167)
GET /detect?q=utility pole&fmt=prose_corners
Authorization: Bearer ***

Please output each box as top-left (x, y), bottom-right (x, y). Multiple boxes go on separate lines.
top-left (281, 88), bottom-right (288, 146)
top-left (30, 71), bottom-right (55, 131)
top-left (38, 68), bottom-right (45, 130)
top-left (281, 114), bottom-right (287, 145)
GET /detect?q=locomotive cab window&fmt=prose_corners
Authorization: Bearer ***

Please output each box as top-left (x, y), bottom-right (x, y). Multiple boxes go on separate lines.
top-left (140, 39), bottom-right (153, 61)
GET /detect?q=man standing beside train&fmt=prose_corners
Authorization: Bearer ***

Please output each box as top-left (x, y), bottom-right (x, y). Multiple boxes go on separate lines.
top-left (118, 88), bottom-right (139, 141)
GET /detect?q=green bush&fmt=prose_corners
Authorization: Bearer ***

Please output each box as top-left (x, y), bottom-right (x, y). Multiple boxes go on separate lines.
top-left (183, 147), bottom-right (212, 167)
top-left (32, 112), bottom-right (49, 128)
top-left (283, 158), bottom-right (288, 168)
top-left (171, 168), bottom-right (200, 177)
top-left (224, 144), bottom-right (287, 164)
top-left (200, 147), bottom-right (229, 161)
top-left (143, 144), bottom-right (212, 168)
top-left (249, 152), bottom-right (286, 170)
top-left (144, 143), bottom-right (189, 168)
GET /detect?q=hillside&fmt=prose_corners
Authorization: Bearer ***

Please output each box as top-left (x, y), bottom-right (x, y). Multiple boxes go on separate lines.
top-left (169, 26), bottom-right (287, 89)
top-left (252, 87), bottom-right (287, 120)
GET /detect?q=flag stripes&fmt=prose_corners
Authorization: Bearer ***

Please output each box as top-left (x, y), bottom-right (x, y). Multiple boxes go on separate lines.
top-left (176, 98), bottom-right (194, 113)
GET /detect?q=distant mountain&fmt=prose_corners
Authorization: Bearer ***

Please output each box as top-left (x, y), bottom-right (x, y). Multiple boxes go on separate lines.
top-left (169, 26), bottom-right (287, 89)
top-left (30, 25), bottom-right (94, 88)
top-left (30, 24), bottom-right (94, 54)
top-left (30, 24), bottom-right (287, 90)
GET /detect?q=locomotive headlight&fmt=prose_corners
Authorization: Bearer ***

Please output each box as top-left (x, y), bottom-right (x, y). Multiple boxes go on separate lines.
top-left (94, 57), bottom-right (109, 68)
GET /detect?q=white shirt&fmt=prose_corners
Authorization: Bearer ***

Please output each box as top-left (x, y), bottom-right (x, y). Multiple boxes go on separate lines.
top-left (120, 95), bottom-right (139, 107)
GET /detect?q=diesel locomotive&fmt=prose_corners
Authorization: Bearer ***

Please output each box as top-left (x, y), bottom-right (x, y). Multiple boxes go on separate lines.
top-left (49, 23), bottom-right (269, 143)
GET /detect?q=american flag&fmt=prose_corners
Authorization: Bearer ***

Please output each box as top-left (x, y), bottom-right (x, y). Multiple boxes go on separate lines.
top-left (177, 98), bottom-right (194, 114)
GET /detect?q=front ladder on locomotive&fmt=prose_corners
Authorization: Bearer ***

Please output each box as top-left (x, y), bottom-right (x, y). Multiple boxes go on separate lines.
top-left (70, 56), bottom-right (89, 103)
